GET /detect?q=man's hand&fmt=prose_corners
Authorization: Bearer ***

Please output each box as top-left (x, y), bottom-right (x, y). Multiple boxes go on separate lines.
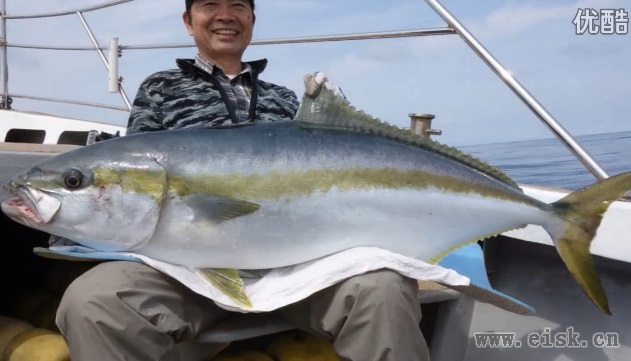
top-left (303, 71), bottom-right (347, 100)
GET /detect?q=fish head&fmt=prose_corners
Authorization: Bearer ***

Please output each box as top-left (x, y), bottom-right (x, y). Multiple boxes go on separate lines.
top-left (1, 144), bottom-right (167, 252)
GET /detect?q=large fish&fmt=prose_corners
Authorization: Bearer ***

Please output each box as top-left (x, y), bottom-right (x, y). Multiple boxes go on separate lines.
top-left (2, 87), bottom-right (630, 314)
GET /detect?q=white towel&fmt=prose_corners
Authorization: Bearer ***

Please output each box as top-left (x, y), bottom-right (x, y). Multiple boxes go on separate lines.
top-left (45, 245), bottom-right (469, 313)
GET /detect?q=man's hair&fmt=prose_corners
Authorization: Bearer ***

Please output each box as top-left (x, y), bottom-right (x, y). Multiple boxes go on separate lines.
top-left (185, 0), bottom-right (255, 14)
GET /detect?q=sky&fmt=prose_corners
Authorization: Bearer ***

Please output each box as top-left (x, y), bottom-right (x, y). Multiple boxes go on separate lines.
top-left (2, 0), bottom-right (630, 146)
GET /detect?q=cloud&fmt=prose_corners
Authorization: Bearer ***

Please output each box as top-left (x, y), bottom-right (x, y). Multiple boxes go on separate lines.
top-left (87, 0), bottom-right (186, 44)
top-left (484, 3), bottom-right (570, 33)
top-left (364, 41), bottom-right (421, 63)
top-left (7, 0), bottom-right (185, 46)
top-left (288, 2), bottom-right (432, 35)
top-left (262, 0), bottom-right (327, 12)
top-left (327, 53), bottom-right (383, 78)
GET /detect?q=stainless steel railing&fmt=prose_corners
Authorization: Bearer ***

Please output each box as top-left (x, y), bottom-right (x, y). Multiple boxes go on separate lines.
top-left (6, 93), bottom-right (129, 112)
top-left (425, 0), bottom-right (610, 180)
top-left (0, 0), bottom-right (611, 180)
top-left (0, 0), bottom-right (136, 110)
top-left (3, 0), bottom-right (134, 19)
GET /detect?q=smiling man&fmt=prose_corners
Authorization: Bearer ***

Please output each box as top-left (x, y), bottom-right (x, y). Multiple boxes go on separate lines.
top-left (185, 0), bottom-right (254, 74)
top-left (126, 0), bottom-right (299, 133)
top-left (54, 1), bottom-right (430, 360)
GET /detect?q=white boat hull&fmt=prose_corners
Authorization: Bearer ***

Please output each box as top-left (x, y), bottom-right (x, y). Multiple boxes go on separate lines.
top-left (504, 184), bottom-right (631, 264)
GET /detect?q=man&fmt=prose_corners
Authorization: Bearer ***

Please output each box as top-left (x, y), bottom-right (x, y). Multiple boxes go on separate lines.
top-left (56, 1), bottom-right (430, 360)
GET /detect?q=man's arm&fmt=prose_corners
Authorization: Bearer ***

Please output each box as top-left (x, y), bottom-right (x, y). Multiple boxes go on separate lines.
top-left (276, 86), bottom-right (301, 119)
top-left (126, 76), bottom-right (166, 135)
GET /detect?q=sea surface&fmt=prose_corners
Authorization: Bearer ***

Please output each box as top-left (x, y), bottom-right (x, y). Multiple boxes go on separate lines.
top-left (460, 131), bottom-right (631, 191)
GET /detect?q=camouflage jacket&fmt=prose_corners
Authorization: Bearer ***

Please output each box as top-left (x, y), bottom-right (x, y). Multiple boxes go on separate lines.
top-left (126, 58), bottom-right (300, 134)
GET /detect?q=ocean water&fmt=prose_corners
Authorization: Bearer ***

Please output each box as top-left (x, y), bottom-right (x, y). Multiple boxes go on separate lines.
top-left (460, 131), bottom-right (631, 191)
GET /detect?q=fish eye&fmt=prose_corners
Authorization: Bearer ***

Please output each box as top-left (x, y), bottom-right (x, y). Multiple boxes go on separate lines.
top-left (63, 169), bottom-right (84, 190)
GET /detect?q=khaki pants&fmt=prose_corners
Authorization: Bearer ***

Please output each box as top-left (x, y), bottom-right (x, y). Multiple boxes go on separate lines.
top-left (56, 261), bottom-right (429, 361)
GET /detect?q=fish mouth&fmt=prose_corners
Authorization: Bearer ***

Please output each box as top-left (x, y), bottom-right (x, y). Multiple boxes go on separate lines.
top-left (1, 184), bottom-right (60, 225)
top-left (2, 196), bottom-right (44, 224)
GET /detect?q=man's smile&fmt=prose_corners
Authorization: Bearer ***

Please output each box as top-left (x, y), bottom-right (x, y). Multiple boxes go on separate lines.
top-left (212, 29), bottom-right (239, 36)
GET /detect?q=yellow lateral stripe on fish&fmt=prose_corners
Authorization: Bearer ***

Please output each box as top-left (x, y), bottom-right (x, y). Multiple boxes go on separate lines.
top-left (166, 168), bottom-right (540, 204)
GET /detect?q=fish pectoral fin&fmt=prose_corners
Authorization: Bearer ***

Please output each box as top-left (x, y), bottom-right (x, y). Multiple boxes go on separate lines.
top-left (198, 268), bottom-right (253, 308)
top-left (181, 195), bottom-right (260, 223)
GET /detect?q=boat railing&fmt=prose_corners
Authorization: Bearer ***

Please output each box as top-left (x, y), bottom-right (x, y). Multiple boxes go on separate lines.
top-left (0, 0), bottom-right (611, 181)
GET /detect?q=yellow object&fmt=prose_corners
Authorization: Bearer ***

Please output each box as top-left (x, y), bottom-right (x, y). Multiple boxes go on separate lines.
top-left (0, 317), bottom-right (34, 357)
top-left (3, 328), bottom-right (70, 361)
top-left (213, 350), bottom-right (274, 361)
top-left (265, 331), bottom-right (340, 361)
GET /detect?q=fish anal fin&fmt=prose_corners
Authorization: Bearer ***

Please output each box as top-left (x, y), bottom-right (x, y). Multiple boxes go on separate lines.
top-left (428, 225), bottom-right (527, 265)
top-left (197, 268), bottom-right (252, 308)
top-left (182, 195), bottom-right (260, 223)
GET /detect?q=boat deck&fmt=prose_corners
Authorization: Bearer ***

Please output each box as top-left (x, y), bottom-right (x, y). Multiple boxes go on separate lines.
top-left (430, 236), bottom-right (631, 360)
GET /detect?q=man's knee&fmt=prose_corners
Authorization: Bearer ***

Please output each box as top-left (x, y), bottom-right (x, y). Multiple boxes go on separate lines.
top-left (56, 261), bottom-right (148, 332)
top-left (339, 269), bottom-right (419, 304)
top-left (56, 260), bottom-right (226, 343)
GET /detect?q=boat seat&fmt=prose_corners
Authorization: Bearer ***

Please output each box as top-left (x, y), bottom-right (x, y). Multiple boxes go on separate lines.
top-left (195, 281), bottom-right (460, 344)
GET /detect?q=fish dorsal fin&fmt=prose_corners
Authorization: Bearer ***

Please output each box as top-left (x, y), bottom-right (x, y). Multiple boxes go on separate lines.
top-left (295, 77), bottom-right (520, 189)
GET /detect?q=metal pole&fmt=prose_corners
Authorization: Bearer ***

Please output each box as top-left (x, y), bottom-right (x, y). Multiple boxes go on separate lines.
top-left (5, 93), bottom-right (128, 111)
top-left (4, 27), bottom-right (456, 52)
top-left (121, 27), bottom-right (456, 50)
top-left (424, 0), bottom-right (610, 181)
top-left (6, 0), bottom-right (134, 19)
top-left (5, 43), bottom-right (106, 50)
top-left (0, 0), bottom-right (8, 109)
top-left (76, 11), bottom-right (131, 110)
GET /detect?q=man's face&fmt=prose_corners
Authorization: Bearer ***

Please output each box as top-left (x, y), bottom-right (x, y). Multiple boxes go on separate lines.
top-left (184, 0), bottom-right (254, 61)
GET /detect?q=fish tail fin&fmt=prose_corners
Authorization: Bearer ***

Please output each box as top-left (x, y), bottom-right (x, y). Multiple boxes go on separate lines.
top-left (197, 268), bottom-right (253, 309)
top-left (546, 171), bottom-right (631, 316)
